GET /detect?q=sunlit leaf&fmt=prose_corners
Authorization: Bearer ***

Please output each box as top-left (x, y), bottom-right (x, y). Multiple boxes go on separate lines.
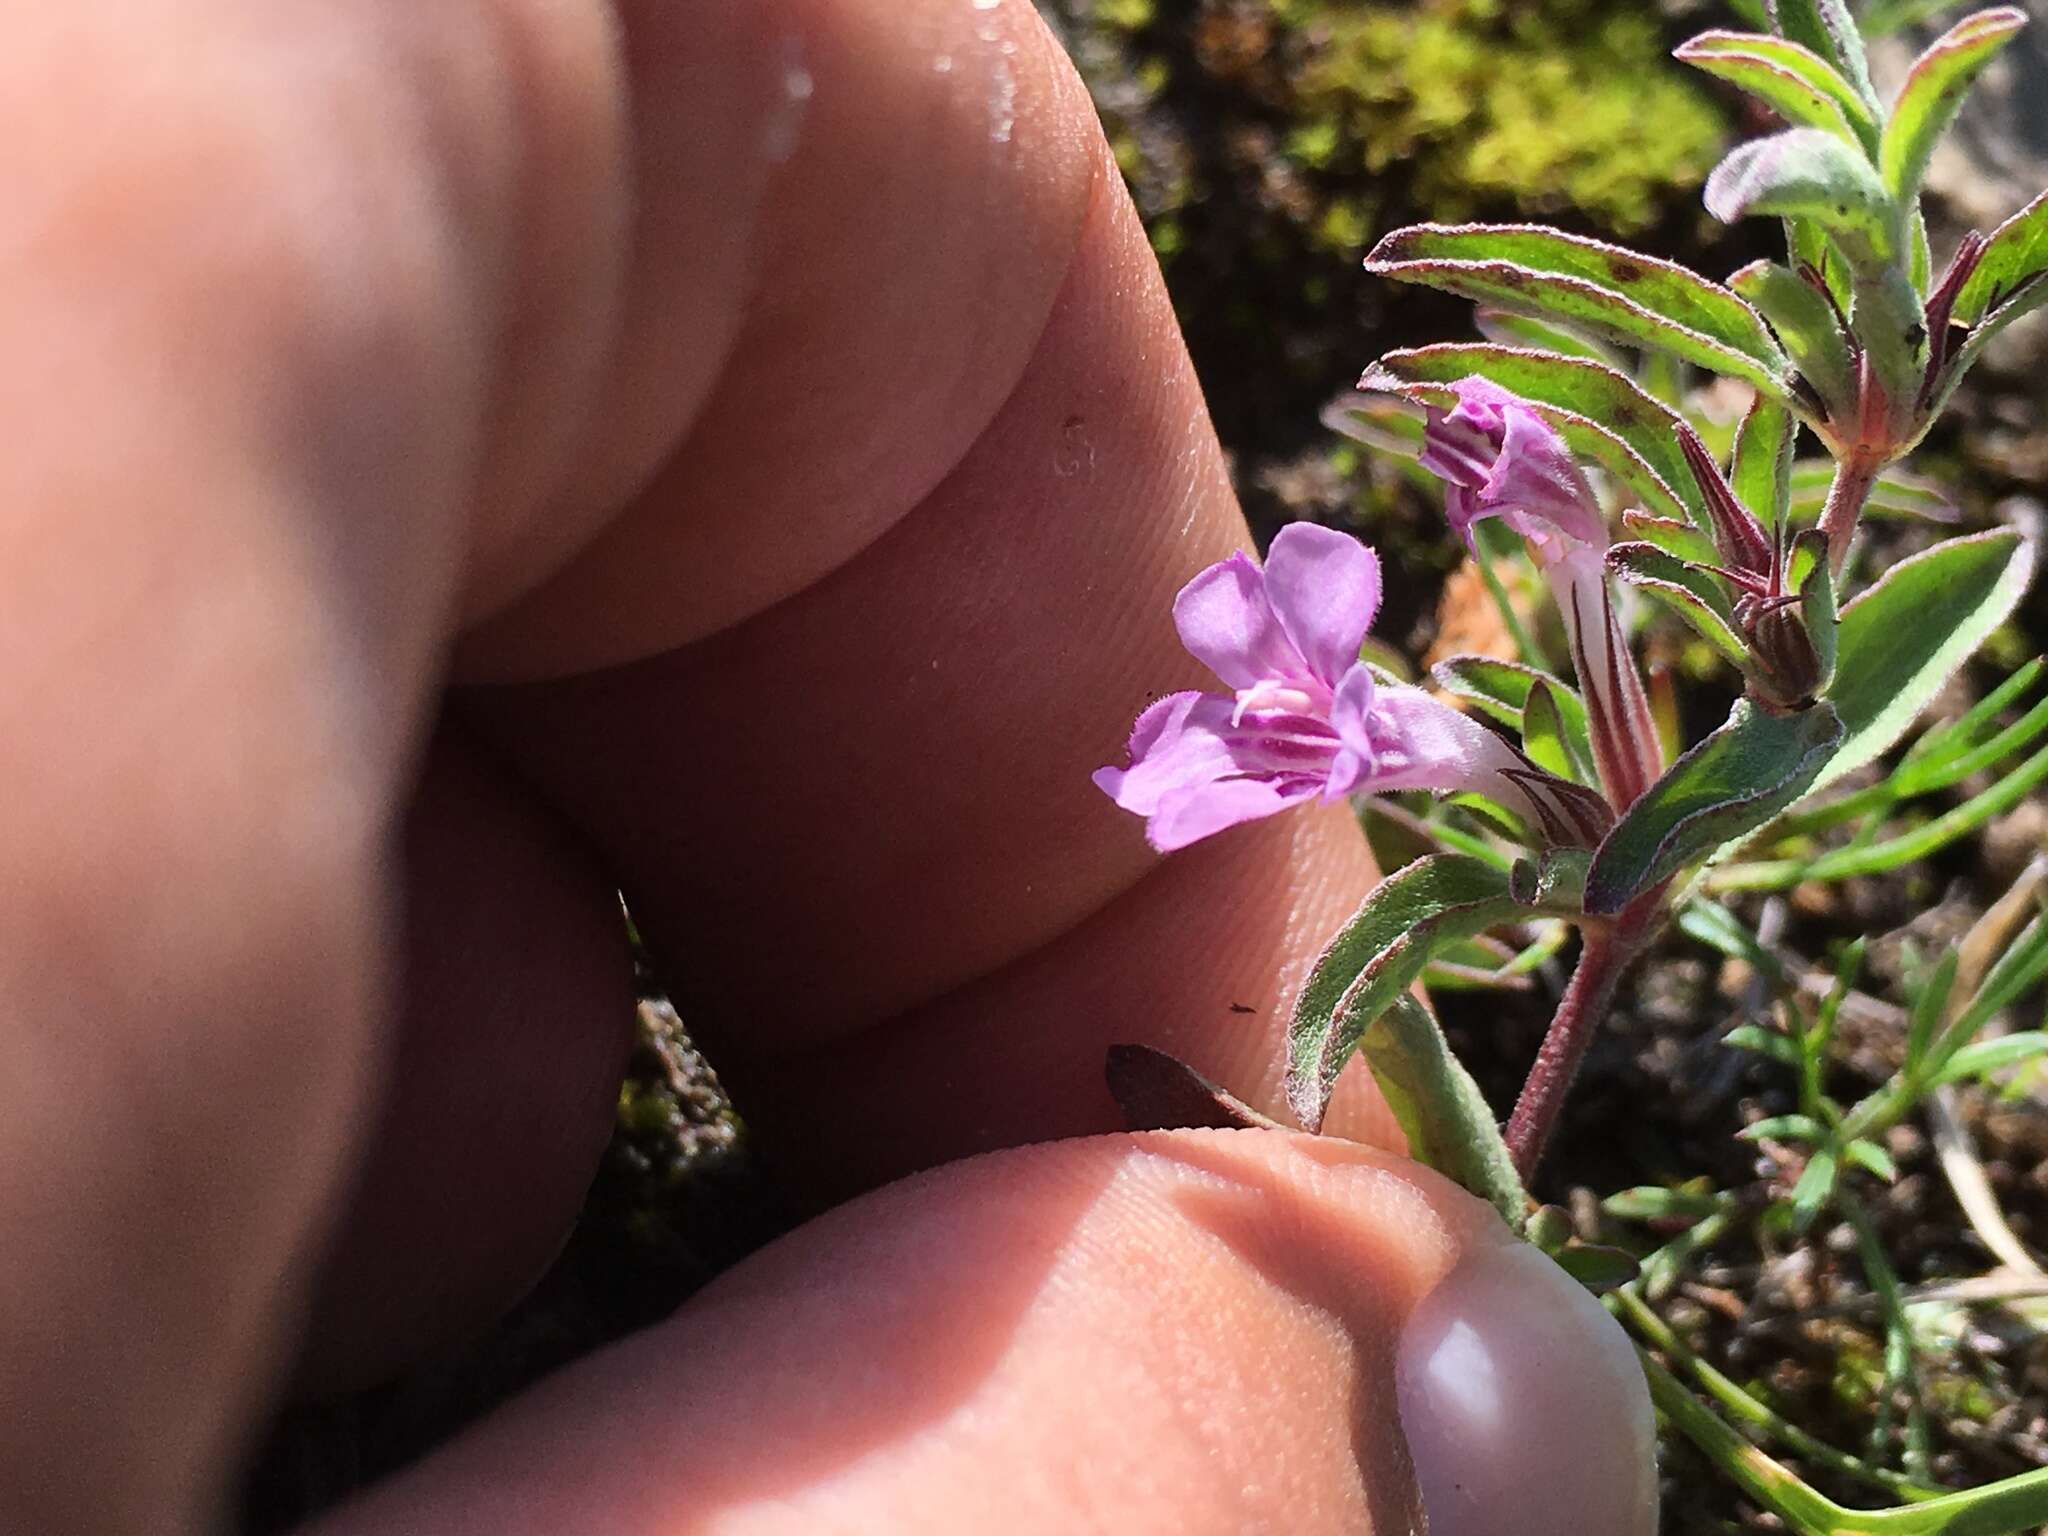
top-left (1705, 128), bottom-right (1896, 261)
top-left (1675, 31), bottom-right (1877, 154)
top-left (1586, 700), bottom-right (1844, 914)
top-left (1366, 224), bottom-right (1791, 394)
top-left (1880, 8), bottom-right (2028, 205)
top-left (1360, 996), bottom-right (1526, 1226)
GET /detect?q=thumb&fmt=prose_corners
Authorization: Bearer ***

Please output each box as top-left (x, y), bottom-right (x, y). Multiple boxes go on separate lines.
top-left (304, 1129), bottom-right (1656, 1535)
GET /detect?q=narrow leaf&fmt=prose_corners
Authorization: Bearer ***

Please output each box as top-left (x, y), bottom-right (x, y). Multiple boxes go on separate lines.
top-left (1586, 700), bottom-right (1844, 914)
top-left (1814, 527), bottom-right (2037, 792)
top-left (1605, 542), bottom-right (1750, 666)
top-left (1523, 679), bottom-right (1595, 785)
top-left (1432, 655), bottom-right (1586, 734)
top-left (1731, 394), bottom-right (1797, 528)
top-left (1361, 996), bottom-right (1526, 1226)
top-left (1362, 344), bottom-right (1704, 524)
top-left (1935, 1031), bottom-right (2048, 1086)
top-left (1322, 390), bottom-right (1427, 458)
top-left (1844, 1139), bottom-right (1899, 1182)
top-left (1473, 307), bottom-right (1622, 364)
top-left (1788, 1145), bottom-right (1840, 1232)
top-left (1725, 1022), bottom-right (1802, 1064)
top-left (1288, 852), bottom-right (1587, 1130)
top-left (1675, 31), bottom-right (1877, 153)
top-left (1955, 185), bottom-right (2048, 326)
top-left (1705, 129), bottom-right (1897, 260)
top-left (1789, 460), bottom-right (1959, 523)
top-left (1738, 1113), bottom-right (1827, 1143)
top-left (1880, 8), bottom-right (2028, 205)
top-left (1287, 856), bottom-right (1511, 1131)
top-left (1551, 1245), bottom-right (1641, 1293)
top-left (1366, 224), bottom-right (1791, 394)
top-left (1769, 0), bottom-right (1880, 112)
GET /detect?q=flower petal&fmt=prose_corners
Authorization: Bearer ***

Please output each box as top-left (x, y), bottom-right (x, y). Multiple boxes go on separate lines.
top-left (1092, 691), bottom-right (1237, 815)
top-left (1147, 776), bottom-right (1317, 851)
top-left (1326, 663), bottom-right (1388, 795)
top-left (1172, 553), bottom-right (1297, 690)
top-left (1491, 402), bottom-right (1605, 548)
top-left (1262, 523), bottom-right (1382, 688)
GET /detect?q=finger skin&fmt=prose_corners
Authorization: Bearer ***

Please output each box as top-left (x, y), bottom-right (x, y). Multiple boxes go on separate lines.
top-left (302, 1131), bottom-right (1654, 1536)
top-left (454, 7), bottom-right (1396, 1198)
top-left (293, 725), bottom-right (637, 1398)
top-left (0, 2), bottom-right (623, 1526)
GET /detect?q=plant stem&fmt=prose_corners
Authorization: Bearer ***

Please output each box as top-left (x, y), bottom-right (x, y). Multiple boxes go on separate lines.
top-left (1819, 455), bottom-right (1882, 575)
top-left (1612, 1287), bottom-right (1940, 1502)
top-left (1503, 924), bottom-right (1634, 1181)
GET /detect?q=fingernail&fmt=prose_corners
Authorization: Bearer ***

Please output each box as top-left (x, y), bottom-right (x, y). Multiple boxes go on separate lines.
top-left (1396, 1241), bottom-right (1658, 1535)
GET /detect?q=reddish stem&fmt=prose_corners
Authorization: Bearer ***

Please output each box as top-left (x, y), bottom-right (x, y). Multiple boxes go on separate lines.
top-left (1819, 455), bottom-right (1881, 576)
top-left (1503, 924), bottom-right (1636, 1182)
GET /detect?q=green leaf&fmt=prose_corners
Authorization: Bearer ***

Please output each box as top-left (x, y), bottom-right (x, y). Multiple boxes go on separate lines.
top-left (1955, 185), bottom-right (2048, 326)
top-left (1738, 1113), bottom-right (1827, 1143)
top-left (1365, 224), bottom-right (1791, 395)
top-left (1586, 700), bottom-right (1844, 914)
top-left (1788, 1145), bottom-right (1840, 1232)
top-left (1704, 129), bottom-right (1897, 261)
top-left (1287, 852), bottom-right (1585, 1131)
top-left (1605, 542), bottom-right (1749, 666)
top-left (1550, 1244), bottom-right (1640, 1294)
top-left (1674, 31), bottom-right (1878, 154)
top-left (1906, 950), bottom-right (1959, 1068)
top-left (1844, 1138), bottom-right (1899, 1182)
top-left (1432, 655), bottom-right (1584, 733)
top-left (1795, 531), bottom-right (1837, 693)
top-left (1769, 0), bottom-right (1880, 112)
top-left (1728, 264), bottom-right (1859, 417)
top-left (1362, 344), bottom-right (1704, 524)
top-left (1472, 307), bottom-right (1622, 364)
top-left (1814, 528), bottom-right (2038, 793)
top-left (1725, 1022), bottom-right (1802, 1064)
top-left (1522, 679), bottom-right (1596, 785)
top-left (1360, 995), bottom-right (1526, 1227)
top-left (1880, 8), bottom-right (2028, 206)
top-left (1935, 1031), bottom-right (2048, 1086)
top-left (1930, 271), bottom-right (2048, 417)
top-left (1789, 460), bottom-right (1958, 523)
top-left (1946, 909), bottom-right (2048, 1047)
top-left (1603, 1185), bottom-right (1729, 1221)
top-left (1321, 390), bottom-right (1426, 458)
top-left (1731, 394), bottom-right (1796, 528)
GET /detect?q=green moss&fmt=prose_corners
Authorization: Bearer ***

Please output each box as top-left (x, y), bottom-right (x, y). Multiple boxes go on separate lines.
top-left (1285, 0), bottom-right (1724, 235)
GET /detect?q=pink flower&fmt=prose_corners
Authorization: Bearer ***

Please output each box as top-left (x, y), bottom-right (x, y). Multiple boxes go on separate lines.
top-left (1094, 524), bottom-right (1606, 851)
top-left (1418, 377), bottom-right (1662, 808)
top-left (1419, 377), bottom-right (1607, 563)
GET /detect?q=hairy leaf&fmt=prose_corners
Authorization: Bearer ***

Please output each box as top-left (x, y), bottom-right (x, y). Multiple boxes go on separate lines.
top-left (1322, 391), bottom-right (1426, 458)
top-left (1789, 460), bottom-right (1959, 523)
top-left (1287, 852), bottom-right (1585, 1131)
top-left (1881, 8), bottom-right (2028, 206)
top-left (1675, 31), bottom-right (1877, 153)
top-left (1473, 307), bottom-right (1622, 364)
top-left (1815, 527), bottom-right (2037, 792)
top-left (1361, 997), bottom-right (1526, 1226)
top-left (1728, 260), bottom-right (1855, 414)
top-left (1366, 224), bottom-right (1790, 395)
top-left (1586, 700), bottom-right (1844, 914)
top-left (1955, 186), bottom-right (2048, 325)
top-left (1605, 542), bottom-right (1749, 665)
top-left (1731, 394), bottom-right (1797, 528)
top-left (1706, 129), bottom-right (1896, 261)
top-left (1432, 655), bottom-right (1589, 739)
top-left (1769, 0), bottom-right (1879, 111)
top-left (1362, 344), bottom-right (1704, 524)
